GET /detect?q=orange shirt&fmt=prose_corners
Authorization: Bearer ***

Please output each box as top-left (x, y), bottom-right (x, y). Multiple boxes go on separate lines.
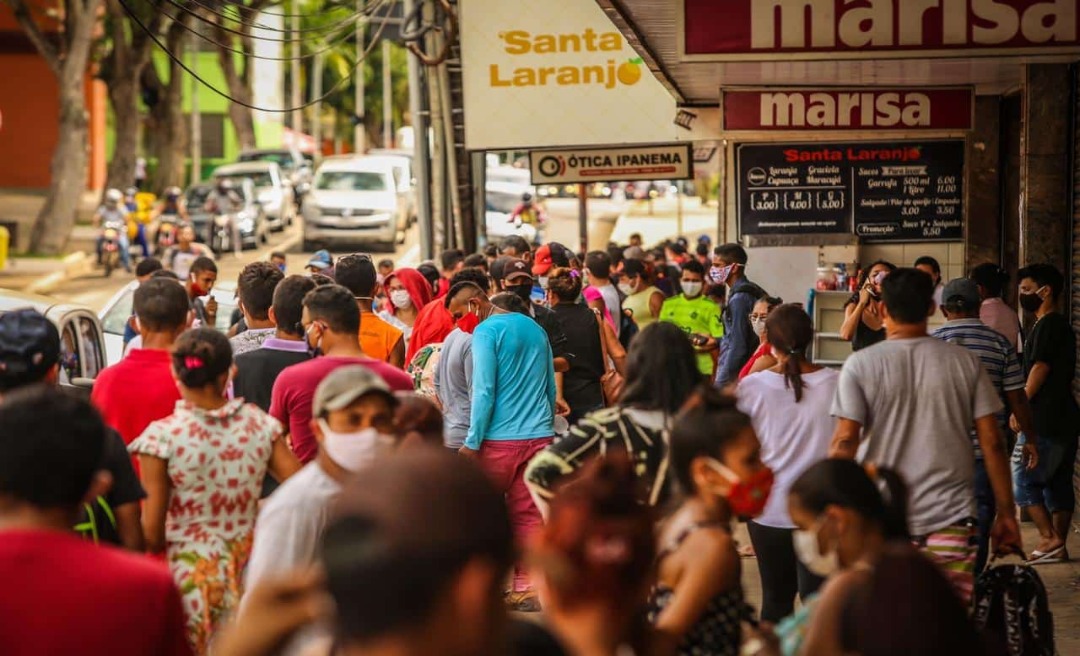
top-left (360, 311), bottom-right (404, 363)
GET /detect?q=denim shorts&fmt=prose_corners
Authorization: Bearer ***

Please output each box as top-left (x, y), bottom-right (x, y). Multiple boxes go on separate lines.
top-left (1012, 433), bottom-right (1078, 513)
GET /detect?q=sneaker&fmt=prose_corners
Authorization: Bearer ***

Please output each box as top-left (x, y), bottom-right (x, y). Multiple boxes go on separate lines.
top-left (504, 590), bottom-right (541, 613)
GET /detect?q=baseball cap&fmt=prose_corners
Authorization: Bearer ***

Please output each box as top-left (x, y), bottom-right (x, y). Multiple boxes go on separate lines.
top-left (532, 244), bottom-right (554, 276)
top-left (313, 365), bottom-right (397, 417)
top-left (942, 277), bottom-right (981, 310)
top-left (307, 250), bottom-right (334, 271)
top-left (502, 257), bottom-right (534, 283)
top-left (0, 309), bottom-right (61, 388)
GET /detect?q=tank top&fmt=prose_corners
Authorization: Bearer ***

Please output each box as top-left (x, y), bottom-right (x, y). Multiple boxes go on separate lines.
top-left (623, 286), bottom-right (661, 331)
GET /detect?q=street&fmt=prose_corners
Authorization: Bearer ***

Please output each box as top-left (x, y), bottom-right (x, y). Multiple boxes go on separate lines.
top-left (43, 197), bottom-right (625, 312)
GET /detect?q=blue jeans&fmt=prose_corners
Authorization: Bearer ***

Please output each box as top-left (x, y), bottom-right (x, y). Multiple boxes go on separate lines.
top-left (1012, 433), bottom-right (1078, 513)
top-left (133, 223), bottom-right (150, 258)
top-left (973, 459), bottom-right (995, 573)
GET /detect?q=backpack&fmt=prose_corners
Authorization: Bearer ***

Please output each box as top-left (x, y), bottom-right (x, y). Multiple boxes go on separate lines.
top-left (971, 563), bottom-right (1055, 656)
top-left (406, 342), bottom-right (443, 399)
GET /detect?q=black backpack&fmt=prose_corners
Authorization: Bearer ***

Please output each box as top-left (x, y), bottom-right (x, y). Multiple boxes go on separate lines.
top-left (972, 563), bottom-right (1055, 656)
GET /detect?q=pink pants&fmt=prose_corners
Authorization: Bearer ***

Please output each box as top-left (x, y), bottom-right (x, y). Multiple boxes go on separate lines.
top-left (477, 437), bottom-right (553, 592)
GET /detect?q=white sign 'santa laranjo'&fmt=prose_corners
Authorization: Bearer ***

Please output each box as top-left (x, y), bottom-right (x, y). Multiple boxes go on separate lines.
top-left (460, 0), bottom-right (676, 150)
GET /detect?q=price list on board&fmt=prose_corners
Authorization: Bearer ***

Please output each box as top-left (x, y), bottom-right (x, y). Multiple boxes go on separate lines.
top-left (737, 141), bottom-right (964, 242)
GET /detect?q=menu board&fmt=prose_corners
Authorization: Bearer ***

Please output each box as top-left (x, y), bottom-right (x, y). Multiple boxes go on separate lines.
top-left (737, 141), bottom-right (964, 242)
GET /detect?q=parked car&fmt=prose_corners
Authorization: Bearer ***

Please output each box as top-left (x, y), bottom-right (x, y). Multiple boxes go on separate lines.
top-left (302, 158), bottom-right (406, 251)
top-left (0, 289), bottom-right (108, 398)
top-left (185, 179), bottom-right (269, 250)
top-left (212, 161), bottom-right (296, 231)
top-left (366, 149), bottom-right (418, 227)
top-left (238, 148), bottom-right (313, 208)
top-left (99, 280), bottom-right (239, 367)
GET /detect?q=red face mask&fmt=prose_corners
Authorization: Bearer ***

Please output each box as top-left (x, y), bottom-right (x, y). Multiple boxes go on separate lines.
top-left (706, 459), bottom-right (774, 518)
top-left (457, 312), bottom-right (480, 334)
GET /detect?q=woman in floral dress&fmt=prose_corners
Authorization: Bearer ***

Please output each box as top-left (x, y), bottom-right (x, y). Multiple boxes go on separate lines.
top-left (130, 328), bottom-right (301, 654)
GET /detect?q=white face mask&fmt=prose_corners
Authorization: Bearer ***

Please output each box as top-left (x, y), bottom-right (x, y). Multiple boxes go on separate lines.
top-left (538, 276), bottom-right (549, 290)
top-left (793, 519), bottom-right (839, 577)
top-left (682, 281), bottom-right (703, 298)
top-left (617, 282), bottom-right (634, 296)
top-left (318, 421), bottom-right (393, 472)
top-left (390, 290), bottom-right (412, 310)
top-left (751, 318), bottom-right (767, 337)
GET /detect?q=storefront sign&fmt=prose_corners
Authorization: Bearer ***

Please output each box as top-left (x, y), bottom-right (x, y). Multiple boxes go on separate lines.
top-left (460, 0), bottom-right (676, 150)
top-left (682, 0), bottom-right (1080, 61)
top-left (737, 140), bottom-right (964, 241)
top-left (722, 88), bottom-right (973, 131)
top-left (530, 144), bottom-right (692, 184)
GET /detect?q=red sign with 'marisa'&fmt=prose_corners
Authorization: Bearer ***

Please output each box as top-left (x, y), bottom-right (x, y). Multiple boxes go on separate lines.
top-left (683, 0), bottom-right (1080, 60)
top-left (723, 88), bottom-right (973, 131)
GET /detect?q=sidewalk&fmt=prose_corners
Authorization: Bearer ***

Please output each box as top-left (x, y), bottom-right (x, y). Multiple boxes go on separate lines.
top-left (607, 195), bottom-right (720, 248)
top-left (0, 189), bottom-right (99, 253)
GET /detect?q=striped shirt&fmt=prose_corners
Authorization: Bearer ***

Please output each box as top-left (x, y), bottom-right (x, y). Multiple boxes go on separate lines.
top-left (933, 318), bottom-right (1025, 458)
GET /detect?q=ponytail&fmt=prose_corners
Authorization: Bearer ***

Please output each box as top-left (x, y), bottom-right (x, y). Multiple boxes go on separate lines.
top-left (868, 466), bottom-right (909, 541)
top-left (765, 304), bottom-right (814, 403)
top-left (790, 459), bottom-right (910, 541)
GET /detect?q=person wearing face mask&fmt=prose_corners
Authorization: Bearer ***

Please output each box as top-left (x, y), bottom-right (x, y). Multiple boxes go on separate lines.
top-left (649, 387), bottom-right (772, 656)
top-left (129, 328), bottom-right (302, 653)
top-left (270, 285), bottom-right (413, 465)
top-left (737, 305), bottom-right (836, 623)
top-left (660, 259), bottom-right (723, 377)
top-left (406, 267), bottom-right (492, 364)
top-left (730, 295), bottom-right (780, 381)
top-left (774, 459), bottom-right (909, 656)
top-left (245, 365), bottom-right (397, 654)
top-left (839, 260), bottom-right (896, 351)
top-left (1012, 264), bottom-right (1079, 564)
top-left (712, 243), bottom-right (768, 388)
top-left (377, 268), bottom-right (432, 348)
top-left (500, 257), bottom-right (571, 379)
top-left (618, 258), bottom-right (664, 333)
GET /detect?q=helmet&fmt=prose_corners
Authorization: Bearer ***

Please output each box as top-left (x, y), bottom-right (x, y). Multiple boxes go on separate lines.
top-left (522, 192), bottom-right (533, 202)
top-left (124, 187), bottom-right (138, 198)
top-left (218, 178), bottom-right (234, 191)
top-left (165, 186), bottom-right (182, 199)
top-left (104, 189), bottom-right (123, 206)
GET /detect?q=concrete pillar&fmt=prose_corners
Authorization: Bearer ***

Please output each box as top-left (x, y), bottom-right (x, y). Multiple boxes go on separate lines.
top-left (965, 96), bottom-right (1002, 271)
top-left (1020, 64), bottom-right (1072, 276)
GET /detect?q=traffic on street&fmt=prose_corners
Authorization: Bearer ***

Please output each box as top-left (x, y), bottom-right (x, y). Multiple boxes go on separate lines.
top-left (2, 0), bottom-right (1080, 655)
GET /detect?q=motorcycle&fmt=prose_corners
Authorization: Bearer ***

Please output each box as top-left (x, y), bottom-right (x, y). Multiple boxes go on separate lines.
top-left (210, 214), bottom-right (241, 257)
top-left (101, 225), bottom-right (122, 278)
top-left (155, 215), bottom-right (181, 255)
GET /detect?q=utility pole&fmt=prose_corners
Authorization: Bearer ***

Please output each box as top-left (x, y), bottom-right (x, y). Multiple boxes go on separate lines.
top-left (382, 39), bottom-right (392, 148)
top-left (190, 34), bottom-right (201, 185)
top-left (290, 6), bottom-right (301, 133)
top-left (577, 185), bottom-right (588, 256)
top-left (404, 0), bottom-right (432, 259)
top-left (354, 0), bottom-right (366, 154)
top-left (312, 51), bottom-right (324, 154)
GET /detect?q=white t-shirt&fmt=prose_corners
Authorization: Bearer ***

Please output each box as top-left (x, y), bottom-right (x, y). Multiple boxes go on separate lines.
top-left (245, 462), bottom-right (341, 590)
top-left (831, 336), bottom-right (1003, 536)
top-left (737, 369), bottom-right (839, 528)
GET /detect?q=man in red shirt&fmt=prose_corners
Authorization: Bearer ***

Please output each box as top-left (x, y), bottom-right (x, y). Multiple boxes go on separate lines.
top-left (92, 277), bottom-right (190, 447)
top-left (405, 268), bottom-right (493, 363)
top-left (271, 284), bottom-right (413, 463)
top-left (435, 248), bottom-right (465, 298)
top-left (0, 386), bottom-right (190, 655)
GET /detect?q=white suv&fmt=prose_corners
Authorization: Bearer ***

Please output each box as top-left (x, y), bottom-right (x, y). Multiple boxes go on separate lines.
top-left (302, 158), bottom-right (404, 251)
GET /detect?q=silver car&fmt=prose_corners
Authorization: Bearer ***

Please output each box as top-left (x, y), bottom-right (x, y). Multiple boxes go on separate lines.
top-left (302, 158), bottom-right (402, 251)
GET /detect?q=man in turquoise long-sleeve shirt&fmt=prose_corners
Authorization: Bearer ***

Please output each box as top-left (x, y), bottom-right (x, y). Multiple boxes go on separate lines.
top-left (460, 292), bottom-right (555, 609)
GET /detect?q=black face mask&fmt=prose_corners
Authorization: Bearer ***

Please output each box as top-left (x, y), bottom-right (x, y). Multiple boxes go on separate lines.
top-left (1018, 291), bottom-right (1044, 313)
top-left (506, 283), bottom-right (533, 304)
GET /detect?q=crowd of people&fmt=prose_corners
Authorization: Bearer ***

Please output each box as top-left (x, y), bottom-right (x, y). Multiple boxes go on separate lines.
top-left (0, 231), bottom-right (1074, 656)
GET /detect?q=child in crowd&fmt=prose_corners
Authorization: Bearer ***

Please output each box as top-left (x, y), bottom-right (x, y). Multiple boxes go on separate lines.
top-left (130, 328), bottom-right (300, 653)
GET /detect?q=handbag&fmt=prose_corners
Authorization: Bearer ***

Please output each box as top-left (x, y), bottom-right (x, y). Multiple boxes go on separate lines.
top-left (594, 309), bottom-right (624, 406)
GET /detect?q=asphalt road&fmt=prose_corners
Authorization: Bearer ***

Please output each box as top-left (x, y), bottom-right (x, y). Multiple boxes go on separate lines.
top-left (49, 197), bottom-right (624, 313)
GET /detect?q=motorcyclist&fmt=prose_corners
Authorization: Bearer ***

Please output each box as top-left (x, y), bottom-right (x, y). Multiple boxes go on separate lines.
top-left (151, 186), bottom-right (189, 254)
top-left (509, 192), bottom-right (545, 226)
top-left (124, 186), bottom-right (151, 259)
top-left (93, 188), bottom-right (132, 273)
top-left (203, 178), bottom-right (243, 256)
